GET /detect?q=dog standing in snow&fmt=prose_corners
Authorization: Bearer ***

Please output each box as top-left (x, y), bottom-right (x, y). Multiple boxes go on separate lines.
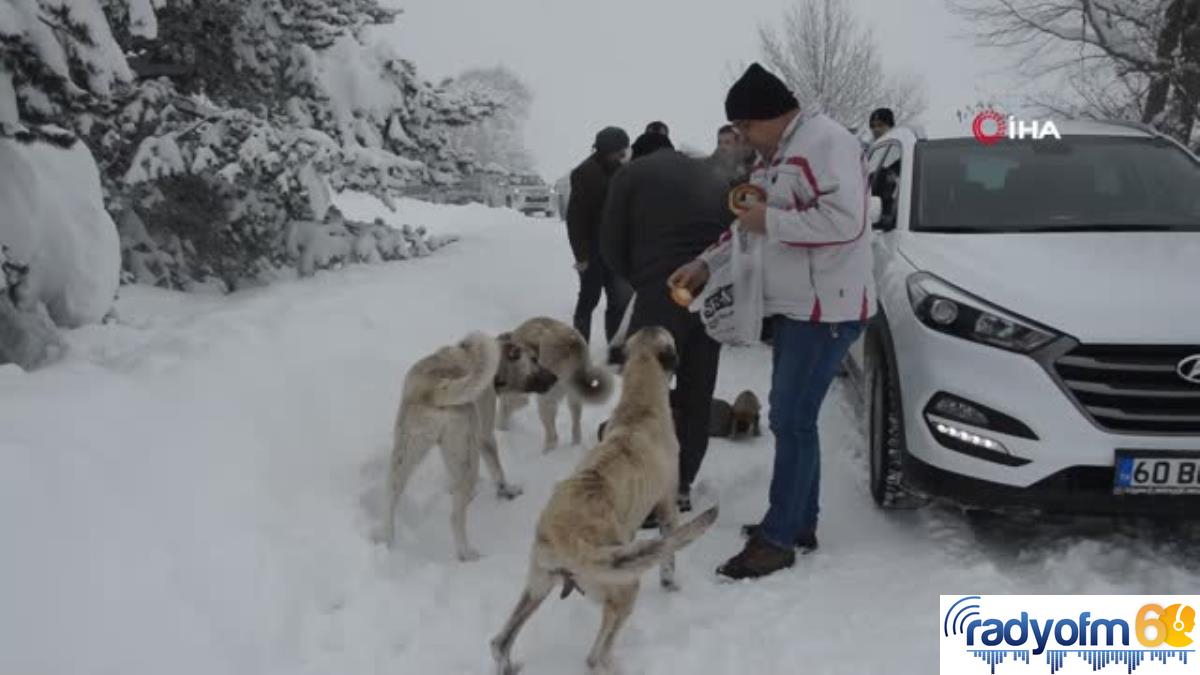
top-left (490, 327), bottom-right (719, 674)
top-left (496, 316), bottom-right (614, 450)
top-left (385, 331), bottom-right (556, 561)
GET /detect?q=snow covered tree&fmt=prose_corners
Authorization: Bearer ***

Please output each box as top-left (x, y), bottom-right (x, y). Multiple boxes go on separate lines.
top-left (951, 0), bottom-right (1200, 149)
top-left (0, 0), bottom-right (133, 140)
top-left (445, 66), bottom-right (535, 174)
top-left (0, 0), bottom-right (122, 370)
top-left (758, 0), bottom-right (928, 129)
top-left (0, 0), bottom-right (498, 290)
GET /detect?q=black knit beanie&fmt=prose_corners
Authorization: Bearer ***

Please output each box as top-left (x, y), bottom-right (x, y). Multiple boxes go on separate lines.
top-left (725, 63), bottom-right (800, 121)
top-left (631, 132), bottom-right (675, 159)
top-left (870, 107), bottom-right (895, 127)
top-left (593, 126), bottom-right (631, 155)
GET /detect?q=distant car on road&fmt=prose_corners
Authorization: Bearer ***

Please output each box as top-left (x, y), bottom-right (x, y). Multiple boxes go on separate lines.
top-left (440, 173), bottom-right (506, 207)
top-left (504, 174), bottom-right (555, 217)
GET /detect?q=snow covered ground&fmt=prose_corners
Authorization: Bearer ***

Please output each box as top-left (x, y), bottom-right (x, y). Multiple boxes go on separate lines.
top-left (3, 195), bottom-right (1200, 675)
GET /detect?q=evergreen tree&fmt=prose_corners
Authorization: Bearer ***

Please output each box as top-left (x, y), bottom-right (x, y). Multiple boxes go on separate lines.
top-left (2, 0), bottom-right (495, 290)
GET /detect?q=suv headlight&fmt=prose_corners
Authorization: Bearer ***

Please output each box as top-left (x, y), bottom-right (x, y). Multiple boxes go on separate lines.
top-left (906, 272), bottom-right (1057, 353)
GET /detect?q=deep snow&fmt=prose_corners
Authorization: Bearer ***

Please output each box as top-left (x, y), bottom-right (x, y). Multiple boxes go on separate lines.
top-left (3, 195), bottom-right (1199, 675)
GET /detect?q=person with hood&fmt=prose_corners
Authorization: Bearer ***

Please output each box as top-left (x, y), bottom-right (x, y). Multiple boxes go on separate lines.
top-left (567, 126), bottom-right (633, 344)
top-left (600, 131), bottom-right (733, 518)
top-left (669, 63), bottom-right (876, 580)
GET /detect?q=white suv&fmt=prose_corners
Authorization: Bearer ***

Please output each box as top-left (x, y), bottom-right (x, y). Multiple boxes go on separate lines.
top-left (853, 120), bottom-right (1200, 515)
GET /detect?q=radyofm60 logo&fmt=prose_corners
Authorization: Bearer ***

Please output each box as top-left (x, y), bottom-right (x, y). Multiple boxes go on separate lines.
top-left (940, 595), bottom-right (1198, 674)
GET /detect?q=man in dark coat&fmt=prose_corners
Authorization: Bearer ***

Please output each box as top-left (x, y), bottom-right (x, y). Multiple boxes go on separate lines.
top-left (567, 126), bottom-right (632, 344)
top-left (600, 131), bottom-right (733, 513)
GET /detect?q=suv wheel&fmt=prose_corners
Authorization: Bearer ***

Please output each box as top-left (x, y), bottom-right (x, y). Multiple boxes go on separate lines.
top-left (867, 329), bottom-right (921, 509)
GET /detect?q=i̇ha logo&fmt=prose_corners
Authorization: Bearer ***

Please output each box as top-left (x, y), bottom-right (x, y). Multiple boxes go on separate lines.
top-left (972, 109), bottom-right (1061, 145)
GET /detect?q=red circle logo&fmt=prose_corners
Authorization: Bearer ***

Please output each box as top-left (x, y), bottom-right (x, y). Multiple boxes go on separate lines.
top-left (972, 110), bottom-right (1006, 146)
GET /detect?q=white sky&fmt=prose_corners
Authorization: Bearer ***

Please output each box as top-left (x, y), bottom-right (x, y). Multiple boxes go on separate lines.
top-left (386, 0), bottom-right (1020, 180)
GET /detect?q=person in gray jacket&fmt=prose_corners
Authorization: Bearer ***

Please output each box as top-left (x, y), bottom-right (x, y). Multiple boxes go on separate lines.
top-left (600, 131), bottom-right (733, 517)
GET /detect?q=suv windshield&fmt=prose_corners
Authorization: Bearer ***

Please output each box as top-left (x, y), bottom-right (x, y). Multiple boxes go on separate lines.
top-left (912, 136), bottom-right (1200, 233)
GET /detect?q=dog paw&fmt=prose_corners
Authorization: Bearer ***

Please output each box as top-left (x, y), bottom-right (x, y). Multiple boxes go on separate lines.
top-left (660, 578), bottom-right (680, 592)
top-left (497, 484), bottom-right (524, 500)
top-left (542, 441), bottom-right (558, 453)
top-left (457, 548), bottom-right (482, 563)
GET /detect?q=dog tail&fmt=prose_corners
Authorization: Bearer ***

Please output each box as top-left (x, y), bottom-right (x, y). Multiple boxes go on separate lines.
top-left (549, 329), bottom-right (613, 404)
top-left (565, 506), bottom-right (718, 583)
top-left (568, 361), bottom-right (614, 404)
top-left (429, 331), bottom-right (500, 407)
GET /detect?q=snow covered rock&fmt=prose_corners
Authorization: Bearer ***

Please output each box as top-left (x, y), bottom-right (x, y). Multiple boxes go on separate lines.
top-left (0, 137), bottom-right (119, 328)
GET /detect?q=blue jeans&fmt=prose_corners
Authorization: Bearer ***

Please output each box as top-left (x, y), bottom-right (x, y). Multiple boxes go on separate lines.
top-left (759, 318), bottom-right (865, 549)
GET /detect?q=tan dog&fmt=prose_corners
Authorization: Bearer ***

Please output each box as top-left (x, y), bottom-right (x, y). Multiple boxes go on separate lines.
top-left (385, 331), bottom-right (556, 561)
top-left (497, 317), bottom-right (613, 451)
top-left (490, 327), bottom-right (719, 674)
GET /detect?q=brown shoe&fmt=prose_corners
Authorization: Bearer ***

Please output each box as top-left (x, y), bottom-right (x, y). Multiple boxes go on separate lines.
top-left (716, 535), bottom-right (796, 580)
top-left (740, 524), bottom-right (819, 553)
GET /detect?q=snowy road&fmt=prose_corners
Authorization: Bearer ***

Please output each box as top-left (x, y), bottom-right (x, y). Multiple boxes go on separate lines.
top-left (3, 196), bottom-right (1199, 675)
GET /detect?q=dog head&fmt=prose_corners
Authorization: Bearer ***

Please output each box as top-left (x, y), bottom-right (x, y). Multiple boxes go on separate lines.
top-left (624, 326), bottom-right (678, 373)
top-left (494, 333), bottom-right (558, 394)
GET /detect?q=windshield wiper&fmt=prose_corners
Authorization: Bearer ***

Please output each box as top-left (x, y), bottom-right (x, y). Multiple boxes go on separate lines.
top-left (917, 224), bottom-right (1193, 234)
top-left (1012, 224), bottom-right (1185, 233)
top-left (915, 226), bottom-right (982, 233)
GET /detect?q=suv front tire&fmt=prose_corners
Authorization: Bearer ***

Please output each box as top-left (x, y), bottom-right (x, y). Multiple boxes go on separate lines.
top-left (866, 323), bottom-right (919, 509)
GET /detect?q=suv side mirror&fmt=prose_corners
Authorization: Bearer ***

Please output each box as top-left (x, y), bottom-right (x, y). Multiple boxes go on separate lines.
top-left (868, 196), bottom-right (883, 225)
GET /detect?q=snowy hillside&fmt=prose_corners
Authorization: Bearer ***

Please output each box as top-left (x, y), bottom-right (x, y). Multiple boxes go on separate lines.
top-left (2, 197), bottom-right (1198, 675)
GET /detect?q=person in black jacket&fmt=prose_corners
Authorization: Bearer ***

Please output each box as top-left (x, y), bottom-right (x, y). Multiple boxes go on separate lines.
top-left (567, 126), bottom-right (632, 344)
top-left (600, 131), bottom-right (734, 513)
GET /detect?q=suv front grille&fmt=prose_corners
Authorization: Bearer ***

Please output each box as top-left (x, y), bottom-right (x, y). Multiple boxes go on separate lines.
top-left (1054, 344), bottom-right (1200, 435)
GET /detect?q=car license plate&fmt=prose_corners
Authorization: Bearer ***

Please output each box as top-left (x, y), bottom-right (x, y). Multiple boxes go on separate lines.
top-left (1114, 450), bottom-right (1200, 494)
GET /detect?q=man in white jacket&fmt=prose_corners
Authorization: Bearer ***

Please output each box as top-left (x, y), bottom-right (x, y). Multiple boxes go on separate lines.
top-left (670, 63), bottom-right (876, 580)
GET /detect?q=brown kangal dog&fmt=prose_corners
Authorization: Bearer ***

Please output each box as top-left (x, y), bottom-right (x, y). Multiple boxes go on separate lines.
top-left (384, 331), bottom-right (556, 561)
top-left (497, 316), bottom-right (613, 451)
top-left (490, 327), bottom-right (719, 674)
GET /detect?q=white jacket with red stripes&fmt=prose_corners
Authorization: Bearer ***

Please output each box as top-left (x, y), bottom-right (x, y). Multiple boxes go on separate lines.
top-left (699, 109), bottom-right (877, 324)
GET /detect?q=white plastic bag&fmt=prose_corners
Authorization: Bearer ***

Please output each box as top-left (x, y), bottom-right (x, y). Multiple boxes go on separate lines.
top-left (690, 223), bottom-right (765, 345)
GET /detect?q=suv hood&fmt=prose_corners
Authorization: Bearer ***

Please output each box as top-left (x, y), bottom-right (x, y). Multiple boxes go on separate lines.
top-left (898, 232), bottom-right (1200, 343)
